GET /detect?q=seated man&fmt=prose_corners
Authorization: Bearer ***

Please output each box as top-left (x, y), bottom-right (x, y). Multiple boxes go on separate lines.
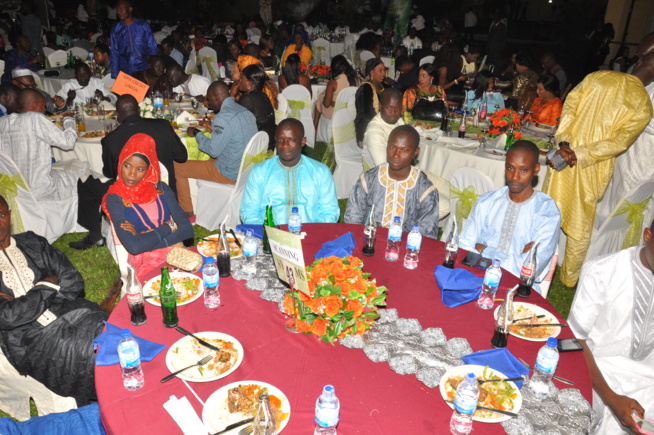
top-left (166, 63), bottom-right (210, 101)
top-left (176, 81), bottom-right (257, 215)
top-left (0, 36), bottom-right (43, 83)
top-left (0, 89), bottom-right (80, 202)
top-left (240, 118), bottom-right (340, 224)
top-left (161, 36), bottom-right (183, 68)
top-left (93, 43), bottom-right (111, 74)
top-left (12, 68), bottom-right (60, 114)
top-left (568, 223), bottom-right (654, 434)
top-left (55, 63), bottom-right (116, 109)
top-left (0, 195), bottom-right (117, 406)
top-left (394, 55), bottom-right (419, 92)
top-left (0, 83), bottom-right (20, 116)
top-left (345, 125), bottom-right (439, 239)
top-left (459, 141), bottom-right (560, 291)
top-left (362, 88), bottom-right (405, 170)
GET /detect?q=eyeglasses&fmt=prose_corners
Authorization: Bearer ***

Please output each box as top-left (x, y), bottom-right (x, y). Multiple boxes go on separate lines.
top-left (15, 80), bottom-right (37, 89)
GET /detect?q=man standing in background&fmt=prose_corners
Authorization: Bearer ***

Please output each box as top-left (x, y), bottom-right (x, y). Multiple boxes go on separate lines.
top-left (110, 0), bottom-right (157, 78)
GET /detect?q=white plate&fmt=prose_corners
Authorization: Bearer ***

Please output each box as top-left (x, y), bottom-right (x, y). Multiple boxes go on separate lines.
top-left (494, 302), bottom-right (561, 342)
top-left (440, 364), bottom-right (522, 423)
top-left (165, 332), bottom-right (243, 382)
top-left (78, 131), bottom-right (106, 142)
top-left (142, 271), bottom-right (204, 306)
top-left (203, 381), bottom-right (291, 433)
top-left (197, 232), bottom-right (244, 259)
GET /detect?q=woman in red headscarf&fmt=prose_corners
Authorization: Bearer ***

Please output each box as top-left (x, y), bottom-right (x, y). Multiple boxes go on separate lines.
top-left (102, 133), bottom-right (193, 279)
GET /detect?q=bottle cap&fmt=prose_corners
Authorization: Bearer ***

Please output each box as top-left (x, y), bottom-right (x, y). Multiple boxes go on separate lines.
top-left (204, 256), bottom-right (215, 264)
top-left (492, 259), bottom-right (500, 267)
top-left (292, 207), bottom-right (298, 213)
top-left (393, 216), bottom-right (401, 223)
top-left (466, 373), bottom-right (476, 383)
top-left (412, 225), bottom-right (419, 231)
top-left (121, 329), bottom-right (131, 339)
top-left (322, 385), bottom-right (335, 397)
top-left (547, 337), bottom-right (558, 347)
top-left (246, 229), bottom-right (253, 236)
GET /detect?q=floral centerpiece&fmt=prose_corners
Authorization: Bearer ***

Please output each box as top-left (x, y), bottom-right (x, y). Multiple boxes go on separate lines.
top-left (310, 64), bottom-right (331, 80)
top-left (138, 98), bottom-right (156, 119)
top-left (488, 108), bottom-right (522, 149)
top-left (282, 255), bottom-right (387, 344)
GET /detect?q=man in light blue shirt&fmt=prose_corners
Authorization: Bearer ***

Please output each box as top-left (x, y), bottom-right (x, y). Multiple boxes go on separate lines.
top-left (175, 81), bottom-right (257, 215)
top-left (162, 37), bottom-right (184, 68)
top-left (459, 141), bottom-right (561, 291)
top-left (240, 119), bottom-right (339, 224)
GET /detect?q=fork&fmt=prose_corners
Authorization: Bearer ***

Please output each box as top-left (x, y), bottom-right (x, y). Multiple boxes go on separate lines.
top-left (239, 425), bottom-right (253, 435)
top-left (518, 357), bottom-right (574, 385)
top-left (160, 355), bottom-right (212, 383)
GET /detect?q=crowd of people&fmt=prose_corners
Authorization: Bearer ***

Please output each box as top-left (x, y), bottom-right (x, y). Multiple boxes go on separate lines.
top-left (0, 1), bottom-right (653, 433)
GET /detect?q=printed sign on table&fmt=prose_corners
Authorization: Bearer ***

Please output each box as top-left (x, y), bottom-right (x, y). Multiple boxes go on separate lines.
top-left (266, 226), bottom-right (309, 296)
top-left (111, 72), bottom-right (149, 102)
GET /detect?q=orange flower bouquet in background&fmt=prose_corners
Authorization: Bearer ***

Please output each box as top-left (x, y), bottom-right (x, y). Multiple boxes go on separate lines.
top-left (310, 64), bottom-right (331, 80)
top-left (488, 108), bottom-right (523, 140)
top-left (283, 255), bottom-right (387, 344)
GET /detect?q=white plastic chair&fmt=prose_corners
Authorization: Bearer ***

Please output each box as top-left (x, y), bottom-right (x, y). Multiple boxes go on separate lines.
top-left (282, 84), bottom-right (315, 148)
top-left (249, 35), bottom-right (260, 44)
top-left (312, 38), bottom-right (331, 66)
top-left (440, 167), bottom-right (494, 241)
top-left (332, 107), bottom-right (362, 199)
top-left (67, 46), bottom-right (88, 60)
top-left (343, 33), bottom-right (358, 62)
top-left (275, 93), bottom-right (288, 125)
top-left (47, 49), bottom-right (68, 69)
top-left (419, 55), bottom-right (435, 66)
top-left (196, 131), bottom-right (270, 230)
top-left (315, 92), bottom-right (332, 144)
top-left (42, 46), bottom-right (55, 57)
top-left (102, 74), bottom-right (115, 91)
top-left (359, 50), bottom-right (375, 63)
top-left (585, 179), bottom-right (654, 262)
top-left (185, 49), bottom-right (198, 75)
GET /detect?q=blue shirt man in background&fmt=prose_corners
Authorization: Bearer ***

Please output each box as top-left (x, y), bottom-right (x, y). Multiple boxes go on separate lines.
top-left (110, 0), bottom-right (158, 78)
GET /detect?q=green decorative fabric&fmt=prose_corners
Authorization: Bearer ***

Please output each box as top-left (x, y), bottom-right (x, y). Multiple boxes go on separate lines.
top-left (183, 134), bottom-right (211, 161)
top-left (333, 121), bottom-right (356, 145)
top-left (0, 174), bottom-right (27, 233)
top-left (322, 138), bottom-right (336, 172)
top-left (287, 99), bottom-right (308, 120)
top-left (611, 197), bottom-right (651, 249)
top-left (201, 57), bottom-right (220, 80)
top-left (314, 46), bottom-right (327, 64)
top-left (242, 149), bottom-right (274, 172)
top-left (334, 100), bottom-right (350, 112)
top-left (450, 185), bottom-right (479, 231)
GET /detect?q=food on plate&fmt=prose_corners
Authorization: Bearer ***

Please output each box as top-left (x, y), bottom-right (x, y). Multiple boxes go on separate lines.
top-left (444, 366), bottom-right (518, 419)
top-left (170, 336), bottom-right (238, 378)
top-left (413, 121), bottom-right (436, 130)
top-left (510, 305), bottom-right (555, 339)
top-left (80, 130), bottom-right (106, 138)
top-left (166, 246), bottom-right (203, 272)
top-left (84, 109), bottom-right (115, 117)
top-left (147, 274), bottom-right (201, 303)
top-left (226, 384), bottom-right (288, 430)
top-left (197, 232), bottom-right (243, 258)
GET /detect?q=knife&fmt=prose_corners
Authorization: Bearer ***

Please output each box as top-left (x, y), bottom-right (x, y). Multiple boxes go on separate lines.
top-left (518, 357), bottom-right (575, 385)
top-left (229, 229), bottom-right (242, 249)
top-left (478, 377), bottom-right (525, 384)
top-left (513, 314), bottom-right (546, 323)
top-left (175, 326), bottom-right (221, 352)
top-left (513, 323), bottom-right (568, 328)
top-left (212, 418), bottom-right (254, 435)
top-left (445, 400), bottom-right (518, 418)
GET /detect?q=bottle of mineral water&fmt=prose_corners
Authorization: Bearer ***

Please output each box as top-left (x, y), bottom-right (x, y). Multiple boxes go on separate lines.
top-left (403, 225), bottom-right (422, 269)
top-left (118, 329), bottom-right (144, 391)
top-left (529, 337), bottom-right (559, 399)
top-left (288, 206), bottom-right (302, 235)
top-left (242, 230), bottom-right (258, 279)
top-left (314, 385), bottom-right (339, 435)
top-left (385, 216), bottom-right (402, 261)
top-left (477, 259), bottom-right (502, 309)
top-left (450, 373), bottom-right (479, 435)
top-left (153, 90), bottom-right (164, 118)
top-left (202, 257), bottom-right (220, 308)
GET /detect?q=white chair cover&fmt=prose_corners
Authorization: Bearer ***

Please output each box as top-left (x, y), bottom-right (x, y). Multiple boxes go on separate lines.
top-left (332, 107), bottom-right (362, 199)
top-left (185, 49), bottom-right (198, 75)
top-left (47, 49), bottom-right (67, 69)
top-left (275, 93), bottom-right (288, 125)
top-left (343, 33), bottom-right (358, 62)
top-left (315, 92), bottom-right (332, 144)
top-left (323, 86), bottom-right (357, 164)
top-left (585, 179), bottom-right (654, 262)
top-left (102, 74), bottom-right (115, 91)
top-left (0, 151), bottom-right (77, 243)
top-left (101, 216), bottom-right (130, 295)
top-left (419, 55), bottom-right (435, 66)
top-left (249, 35), bottom-right (260, 44)
top-left (196, 132), bottom-right (270, 230)
top-left (359, 50), bottom-right (375, 63)
top-left (67, 46), bottom-right (88, 60)
top-left (312, 38), bottom-right (331, 66)
top-left (440, 166), bottom-right (494, 241)
top-left (282, 84), bottom-right (314, 148)
top-left (197, 46), bottom-right (221, 81)
top-left (42, 46), bottom-right (55, 62)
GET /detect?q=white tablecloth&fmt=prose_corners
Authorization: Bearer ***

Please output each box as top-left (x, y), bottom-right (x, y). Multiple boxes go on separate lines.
top-left (329, 42), bottom-right (344, 59)
top-left (36, 69), bottom-right (75, 95)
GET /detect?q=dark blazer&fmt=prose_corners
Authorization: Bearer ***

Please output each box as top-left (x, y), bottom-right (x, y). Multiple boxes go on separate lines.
top-left (101, 114), bottom-right (188, 194)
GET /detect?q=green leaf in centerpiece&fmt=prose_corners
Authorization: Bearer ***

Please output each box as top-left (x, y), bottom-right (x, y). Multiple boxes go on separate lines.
top-left (331, 285), bottom-right (342, 295)
top-left (306, 313), bottom-right (317, 323)
top-left (362, 272), bottom-right (371, 279)
top-left (331, 314), bottom-right (343, 321)
top-left (344, 310), bottom-right (354, 320)
top-left (362, 312), bottom-right (381, 320)
top-left (342, 258), bottom-right (351, 265)
top-left (347, 290), bottom-right (363, 299)
top-left (371, 295), bottom-right (387, 305)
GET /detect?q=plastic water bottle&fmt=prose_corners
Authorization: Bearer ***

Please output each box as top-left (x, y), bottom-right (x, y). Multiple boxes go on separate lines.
top-left (529, 337), bottom-right (559, 399)
top-left (385, 216), bottom-right (402, 261)
top-left (153, 90), bottom-right (164, 118)
top-left (242, 230), bottom-right (258, 279)
top-left (477, 259), bottom-right (502, 309)
top-left (403, 225), bottom-right (422, 269)
top-left (314, 385), bottom-right (339, 435)
top-left (288, 206), bottom-right (302, 235)
top-left (118, 329), bottom-right (144, 391)
top-left (202, 257), bottom-right (220, 308)
top-left (449, 373), bottom-right (479, 434)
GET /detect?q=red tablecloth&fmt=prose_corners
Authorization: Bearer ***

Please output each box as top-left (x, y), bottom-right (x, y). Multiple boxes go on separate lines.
top-left (96, 223), bottom-right (591, 434)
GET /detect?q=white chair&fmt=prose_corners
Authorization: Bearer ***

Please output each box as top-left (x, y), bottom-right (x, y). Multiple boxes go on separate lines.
top-left (101, 216), bottom-right (130, 295)
top-left (67, 46), bottom-right (88, 60)
top-left (312, 38), bottom-right (331, 66)
top-left (42, 46), bottom-right (55, 58)
top-left (282, 84), bottom-right (315, 148)
top-left (332, 107), bottom-right (362, 199)
top-left (440, 167), bottom-right (494, 241)
top-left (359, 50), bottom-right (375, 63)
top-left (343, 33), bottom-right (358, 62)
top-left (185, 49), bottom-right (198, 75)
top-left (315, 92), bottom-right (332, 144)
top-left (585, 179), bottom-right (654, 262)
top-left (102, 74), bottom-right (115, 91)
top-left (47, 49), bottom-right (67, 69)
top-left (419, 55), bottom-right (435, 66)
top-left (275, 93), bottom-right (288, 125)
top-left (333, 86), bottom-right (357, 115)
top-left (197, 46), bottom-right (220, 81)
top-left (539, 246), bottom-right (558, 299)
top-left (249, 35), bottom-right (260, 45)
top-left (195, 132), bottom-right (270, 230)
top-left (0, 59), bottom-right (4, 80)
top-left (0, 151), bottom-right (77, 244)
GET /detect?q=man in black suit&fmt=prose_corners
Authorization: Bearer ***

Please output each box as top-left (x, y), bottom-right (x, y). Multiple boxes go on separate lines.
top-left (69, 94), bottom-right (188, 250)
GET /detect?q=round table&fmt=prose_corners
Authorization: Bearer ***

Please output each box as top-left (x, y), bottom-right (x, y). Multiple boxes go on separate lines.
top-left (95, 223), bottom-right (590, 434)
top-left (36, 68), bottom-right (75, 95)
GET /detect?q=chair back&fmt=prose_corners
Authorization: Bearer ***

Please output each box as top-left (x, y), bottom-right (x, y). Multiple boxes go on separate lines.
top-left (185, 49), bottom-right (198, 74)
top-left (0, 59), bottom-right (4, 79)
top-left (275, 93), bottom-right (288, 125)
top-left (197, 46), bottom-right (221, 81)
top-left (42, 46), bottom-right (55, 58)
top-left (249, 35), bottom-right (260, 44)
top-left (282, 84), bottom-right (314, 147)
top-left (47, 50), bottom-right (68, 69)
top-left (333, 86), bottom-right (357, 116)
top-left (312, 38), bottom-right (331, 66)
top-left (102, 74), bottom-right (115, 91)
top-left (238, 132), bottom-right (271, 187)
top-left (332, 107), bottom-right (362, 198)
top-left (419, 55), bottom-right (435, 66)
top-left (441, 167), bottom-right (494, 240)
top-left (343, 33), bottom-right (358, 62)
top-left (67, 46), bottom-right (88, 59)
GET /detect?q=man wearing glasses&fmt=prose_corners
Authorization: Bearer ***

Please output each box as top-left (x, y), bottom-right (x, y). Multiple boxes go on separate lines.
top-left (11, 69), bottom-right (60, 115)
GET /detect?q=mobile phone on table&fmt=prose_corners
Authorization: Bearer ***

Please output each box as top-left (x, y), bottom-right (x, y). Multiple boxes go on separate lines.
top-left (556, 338), bottom-right (583, 353)
top-left (462, 252), bottom-right (481, 267)
top-left (477, 257), bottom-right (492, 269)
top-left (633, 414), bottom-right (654, 435)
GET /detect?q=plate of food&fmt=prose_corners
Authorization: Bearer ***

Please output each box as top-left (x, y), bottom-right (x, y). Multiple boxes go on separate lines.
top-left (197, 232), bottom-right (244, 258)
top-left (142, 271), bottom-right (203, 306)
top-left (165, 332), bottom-right (243, 382)
top-left (84, 108), bottom-right (115, 118)
top-left (79, 130), bottom-right (107, 141)
top-left (203, 381), bottom-right (291, 433)
top-left (440, 364), bottom-right (522, 423)
top-left (494, 302), bottom-right (561, 342)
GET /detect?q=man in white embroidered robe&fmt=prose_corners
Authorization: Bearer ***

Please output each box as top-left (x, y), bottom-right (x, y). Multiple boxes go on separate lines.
top-left (345, 125), bottom-right (439, 239)
top-left (459, 141), bottom-right (561, 291)
top-left (568, 223), bottom-right (654, 434)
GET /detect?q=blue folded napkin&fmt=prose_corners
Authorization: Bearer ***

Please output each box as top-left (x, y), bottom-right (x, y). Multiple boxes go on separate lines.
top-left (236, 224), bottom-right (264, 239)
top-left (434, 265), bottom-right (484, 308)
top-left (461, 348), bottom-right (531, 389)
top-left (314, 232), bottom-right (356, 260)
top-left (94, 322), bottom-right (166, 366)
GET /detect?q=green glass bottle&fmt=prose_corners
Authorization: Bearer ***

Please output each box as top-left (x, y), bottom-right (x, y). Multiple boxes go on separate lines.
top-left (159, 267), bottom-right (179, 328)
top-left (262, 205), bottom-right (275, 254)
top-left (504, 126), bottom-right (515, 151)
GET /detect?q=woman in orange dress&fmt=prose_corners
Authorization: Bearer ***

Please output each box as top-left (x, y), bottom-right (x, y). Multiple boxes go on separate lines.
top-left (281, 32), bottom-right (312, 67)
top-left (402, 63), bottom-right (446, 112)
top-left (525, 74), bottom-right (562, 126)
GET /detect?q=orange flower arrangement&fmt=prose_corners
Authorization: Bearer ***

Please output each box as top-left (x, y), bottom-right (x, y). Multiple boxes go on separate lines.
top-left (282, 255), bottom-right (387, 344)
top-left (310, 64), bottom-right (331, 79)
top-left (488, 108), bottom-right (523, 140)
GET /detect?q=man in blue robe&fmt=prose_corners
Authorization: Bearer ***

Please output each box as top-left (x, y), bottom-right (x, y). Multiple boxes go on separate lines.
top-left (110, 0), bottom-right (158, 78)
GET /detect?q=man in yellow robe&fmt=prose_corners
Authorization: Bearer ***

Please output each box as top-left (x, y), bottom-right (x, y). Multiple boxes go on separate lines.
top-left (543, 32), bottom-right (654, 287)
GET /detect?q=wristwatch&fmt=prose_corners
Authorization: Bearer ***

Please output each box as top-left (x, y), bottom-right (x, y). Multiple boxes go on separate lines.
top-left (167, 219), bottom-right (178, 233)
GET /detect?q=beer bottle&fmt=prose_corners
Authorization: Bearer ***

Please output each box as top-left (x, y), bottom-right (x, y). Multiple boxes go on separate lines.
top-left (262, 205), bottom-right (275, 254)
top-left (159, 267), bottom-right (178, 328)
